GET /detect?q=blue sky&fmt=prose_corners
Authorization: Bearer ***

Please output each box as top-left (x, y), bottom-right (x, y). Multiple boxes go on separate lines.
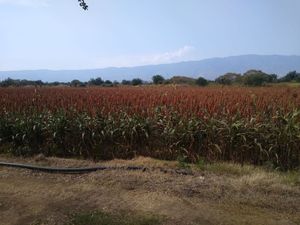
top-left (1, 0), bottom-right (300, 70)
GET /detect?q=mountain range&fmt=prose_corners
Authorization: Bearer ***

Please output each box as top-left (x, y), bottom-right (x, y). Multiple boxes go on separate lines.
top-left (1, 55), bottom-right (300, 82)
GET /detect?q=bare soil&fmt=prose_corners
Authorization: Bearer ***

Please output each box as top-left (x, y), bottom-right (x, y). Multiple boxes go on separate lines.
top-left (0, 155), bottom-right (299, 225)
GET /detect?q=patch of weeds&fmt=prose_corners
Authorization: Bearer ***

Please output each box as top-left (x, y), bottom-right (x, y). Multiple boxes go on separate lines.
top-left (199, 161), bottom-right (300, 187)
top-left (65, 211), bottom-right (162, 225)
top-left (203, 162), bottom-right (257, 176)
top-left (177, 155), bottom-right (191, 169)
top-left (0, 145), bottom-right (12, 154)
top-left (195, 157), bottom-right (206, 170)
top-left (281, 170), bottom-right (300, 186)
top-left (262, 160), bottom-right (278, 171)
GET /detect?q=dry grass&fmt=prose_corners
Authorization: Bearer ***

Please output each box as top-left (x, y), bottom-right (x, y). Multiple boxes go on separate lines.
top-left (64, 211), bottom-right (161, 225)
top-left (0, 154), bottom-right (299, 225)
top-left (201, 161), bottom-right (300, 186)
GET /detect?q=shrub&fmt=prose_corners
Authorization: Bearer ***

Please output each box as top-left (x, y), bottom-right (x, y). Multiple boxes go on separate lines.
top-left (152, 75), bottom-right (165, 85)
top-left (131, 78), bottom-right (143, 86)
top-left (279, 71), bottom-right (300, 82)
top-left (195, 77), bottom-right (208, 86)
top-left (242, 70), bottom-right (269, 86)
top-left (89, 77), bottom-right (104, 86)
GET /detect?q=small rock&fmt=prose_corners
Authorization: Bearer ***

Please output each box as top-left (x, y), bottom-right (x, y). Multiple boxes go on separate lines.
top-left (198, 176), bottom-right (205, 181)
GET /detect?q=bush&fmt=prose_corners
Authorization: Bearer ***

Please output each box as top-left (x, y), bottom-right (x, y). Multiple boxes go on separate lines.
top-left (242, 70), bottom-right (270, 86)
top-left (88, 77), bottom-right (104, 86)
top-left (0, 78), bottom-right (45, 87)
top-left (152, 75), bottom-right (165, 84)
top-left (121, 80), bottom-right (131, 85)
top-left (279, 71), bottom-right (300, 82)
top-left (71, 80), bottom-right (82, 87)
top-left (195, 77), bottom-right (208, 86)
top-left (131, 78), bottom-right (143, 86)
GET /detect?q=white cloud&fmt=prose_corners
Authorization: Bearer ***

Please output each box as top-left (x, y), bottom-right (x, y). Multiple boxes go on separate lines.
top-left (140, 45), bottom-right (195, 65)
top-left (0, 0), bottom-right (49, 7)
top-left (94, 45), bottom-right (196, 68)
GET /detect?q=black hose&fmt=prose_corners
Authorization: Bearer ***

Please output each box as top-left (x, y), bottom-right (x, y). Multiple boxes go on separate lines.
top-left (0, 161), bottom-right (193, 175)
top-left (0, 161), bottom-right (145, 174)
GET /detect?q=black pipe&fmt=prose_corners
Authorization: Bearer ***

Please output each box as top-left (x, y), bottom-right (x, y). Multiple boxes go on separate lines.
top-left (0, 161), bottom-right (145, 174)
top-left (0, 161), bottom-right (193, 175)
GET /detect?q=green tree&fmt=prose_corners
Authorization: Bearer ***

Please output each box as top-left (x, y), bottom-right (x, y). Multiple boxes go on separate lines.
top-left (242, 70), bottom-right (270, 86)
top-left (279, 71), bottom-right (300, 82)
top-left (195, 77), bottom-right (208, 86)
top-left (0, 78), bottom-right (14, 87)
top-left (131, 78), bottom-right (143, 86)
top-left (121, 80), bottom-right (131, 85)
top-left (113, 80), bottom-right (120, 86)
top-left (88, 77), bottom-right (104, 86)
top-left (103, 80), bottom-right (113, 87)
top-left (71, 79), bottom-right (82, 87)
top-left (152, 75), bottom-right (165, 84)
top-left (34, 80), bottom-right (44, 86)
top-left (267, 74), bottom-right (278, 83)
top-left (104, 80), bottom-right (112, 84)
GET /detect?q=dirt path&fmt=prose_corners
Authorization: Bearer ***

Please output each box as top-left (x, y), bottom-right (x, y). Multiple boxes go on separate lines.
top-left (0, 155), bottom-right (299, 225)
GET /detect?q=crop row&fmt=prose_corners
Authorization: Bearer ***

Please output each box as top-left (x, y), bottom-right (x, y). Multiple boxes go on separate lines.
top-left (0, 86), bottom-right (299, 170)
top-left (1, 86), bottom-right (300, 117)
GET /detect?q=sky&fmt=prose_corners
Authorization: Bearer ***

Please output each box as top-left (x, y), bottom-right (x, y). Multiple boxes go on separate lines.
top-left (1, 0), bottom-right (300, 71)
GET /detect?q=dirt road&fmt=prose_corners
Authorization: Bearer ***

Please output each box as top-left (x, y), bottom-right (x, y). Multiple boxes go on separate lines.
top-left (0, 155), bottom-right (299, 225)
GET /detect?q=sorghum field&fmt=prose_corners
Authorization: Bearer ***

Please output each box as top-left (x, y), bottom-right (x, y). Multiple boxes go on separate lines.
top-left (0, 86), bottom-right (300, 170)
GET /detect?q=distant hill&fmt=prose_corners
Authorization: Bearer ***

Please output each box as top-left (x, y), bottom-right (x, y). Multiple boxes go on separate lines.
top-left (1, 55), bottom-right (300, 82)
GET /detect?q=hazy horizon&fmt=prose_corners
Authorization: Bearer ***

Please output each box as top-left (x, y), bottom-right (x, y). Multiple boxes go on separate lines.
top-left (0, 54), bottom-right (299, 72)
top-left (1, 54), bottom-right (300, 82)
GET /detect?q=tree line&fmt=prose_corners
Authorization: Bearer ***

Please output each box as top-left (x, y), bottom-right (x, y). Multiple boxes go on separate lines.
top-left (0, 70), bottom-right (299, 87)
